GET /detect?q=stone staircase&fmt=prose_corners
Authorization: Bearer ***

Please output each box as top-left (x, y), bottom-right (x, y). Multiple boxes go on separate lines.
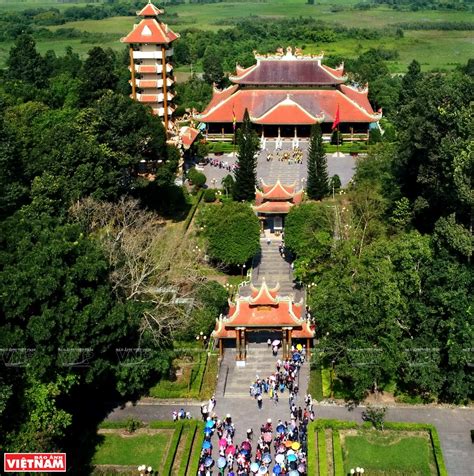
top-left (217, 345), bottom-right (284, 397)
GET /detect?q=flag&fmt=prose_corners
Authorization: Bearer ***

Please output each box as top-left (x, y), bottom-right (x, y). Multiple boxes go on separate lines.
top-left (331, 104), bottom-right (340, 130)
top-left (232, 104), bottom-right (237, 132)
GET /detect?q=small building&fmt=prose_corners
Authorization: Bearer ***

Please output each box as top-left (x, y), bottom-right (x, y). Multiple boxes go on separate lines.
top-left (212, 279), bottom-right (314, 361)
top-left (199, 47), bottom-right (381, 138)
top-left (253, 180), bottom-right (304, 232)
top-left (121, 1), bottom-right (179, 131)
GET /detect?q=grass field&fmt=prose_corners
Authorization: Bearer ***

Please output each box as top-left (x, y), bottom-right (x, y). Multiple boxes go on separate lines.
top-left (92, 430), bottom-right (171, 468)
top-left (0, 0), bottom-right (472, 71)
top-left (343, 430), bottom-right (436, 475)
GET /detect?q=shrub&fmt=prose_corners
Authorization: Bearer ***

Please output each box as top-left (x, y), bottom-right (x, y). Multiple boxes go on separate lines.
top-left (187, 167), bottom-right (206, 189)
top-left (362, 404), bottom-right (387, 430)
top-left (125, 417), bottom-right (142, 433)
top-left (203, 188), bottom-right (217, 202)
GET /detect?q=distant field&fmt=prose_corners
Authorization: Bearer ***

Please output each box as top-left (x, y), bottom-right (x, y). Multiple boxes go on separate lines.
top-left (0, 0), bottom-right (472, 71)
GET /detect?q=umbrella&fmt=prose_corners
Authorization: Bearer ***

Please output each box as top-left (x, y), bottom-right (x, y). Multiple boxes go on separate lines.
top-left (204, 427), bottom-right (213, 435)
top-left (236, 454), bottom-right (246, 465)
top-left (272, 340), bottom-right (280, 346)
top-left (289, 471), bottom-right (299, 476)
top-left (219, 438), bottom-right (227, 447)
top-left (206, 419), bottom-right (215, 428)
top-left (275, 454), bottom-right (285, 464)
top-left (258, 466), bottom-right (268, 475)
top-left (262, 453), bottom-right (272, 464)
top-left (217, 457), bottom-right (227, 469)
top-left (240, 449), bottom-right (249, 456)
top-left (297, 464), bottom-right (306, 473)
top-left (291, 442), bottom-right (301, 450)
top-left (226, 445), bottom-right (236, 455)
top-left (284, 441), bottom-right (294, 448)
top-left (287, 454), bottom-right (297, 463)
top-left (273, 464), bottom-right (282, 475)
top-left (296, 344), bottom-right (303, 351)
top-left (277, 445), bottom-right (286, 453)
top-left (250, 462), bottom-right (260, 473)
top-left (289, 461), bottom-right (297, 470)
top-left (276, 424), bottom-right (286, 434)
top-left (202, 440), bottom-right (211, 450)
top-left (204, 457), bottom-right (214, 467)
top-left (263, 432), bottom-right (273, 443)
top-left (241, 441), bottom-right (251, 451)
top-left (286, 449), bottom-right (295, 456)
top-left (292, 353), bottom-right (301, 362)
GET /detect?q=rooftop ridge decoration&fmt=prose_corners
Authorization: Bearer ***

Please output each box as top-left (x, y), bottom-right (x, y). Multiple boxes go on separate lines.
top-left (254, 46), bottom-right (324, 61)
top-left (137, 1), bottom-right (164, 17)
top-left (248, 278), bottom-right (280, 306)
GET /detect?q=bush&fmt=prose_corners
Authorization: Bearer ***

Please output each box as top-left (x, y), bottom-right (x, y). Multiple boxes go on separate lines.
top-left (125, 417), bottom-right (142, 434)
top-left (203, 188), bottom-right (217, 202)
top-left (187, 167), bottom-right (206, 189)
top-left (362, 404), bottom-right (387, 430)
top-left (197, 202), bottom-right (260, 267)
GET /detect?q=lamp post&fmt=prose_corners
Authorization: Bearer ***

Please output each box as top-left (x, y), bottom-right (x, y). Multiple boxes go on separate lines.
top-left (241, 263), bottom-right (246, 278)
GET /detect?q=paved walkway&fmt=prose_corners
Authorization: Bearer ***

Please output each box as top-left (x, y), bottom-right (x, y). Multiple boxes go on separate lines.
top-left (108, 400), bottom-right (474, 475)
top-left (199, 140), bottom-right (356, 188)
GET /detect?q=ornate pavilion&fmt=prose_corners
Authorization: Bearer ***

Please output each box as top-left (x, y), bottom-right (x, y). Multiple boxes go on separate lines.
top-left (212, 279), bottom-right (314, 361)
top-left (198, 47), bottom-right (381, 138)
top-left (253, 180), bottom-right (304, 232)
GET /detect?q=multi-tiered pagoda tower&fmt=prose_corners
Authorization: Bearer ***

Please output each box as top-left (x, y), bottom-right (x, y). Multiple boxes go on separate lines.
top-left (121, 2), bottom-right (179, 131)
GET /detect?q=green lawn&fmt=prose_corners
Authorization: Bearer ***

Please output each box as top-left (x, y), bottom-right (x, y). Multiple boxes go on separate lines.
top-left (343, 431), bottom-right (436, 475)
top-left (92, 431), bottom-right (171, 468)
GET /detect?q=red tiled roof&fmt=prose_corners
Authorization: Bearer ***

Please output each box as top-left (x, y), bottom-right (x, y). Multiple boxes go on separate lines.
top-left (249, 280), bottom-right (279, 306)
top-left (201, 85), bottom-right (239, 115)
top-left (122, 18), bottom-right (179, 44)
top-left (137, 2), bottom-right (164, 16)
top-left (229, 59), bottom-right (346, 86)
top-left (251, 96), bottom-right (322, 125)
top-left (322, 64), bottom-right (344, 78)
top-left (199, 89), bottom-right (379, 124)
top-left (260, 180), bottom-right (297, 200)
top-left (253, 201), bottom-right (293, 214)
top-left (180, 126), bottom-right (200, 150)
top-left (340, 85), bottom-right (373, 114)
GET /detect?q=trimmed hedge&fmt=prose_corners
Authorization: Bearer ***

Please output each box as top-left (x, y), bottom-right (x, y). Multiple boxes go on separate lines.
top-left (309, 420), bottom-right (448, 476)
top-left (308, 367), bottom-right (323, 401)
top-left (184, 189), bottom-right (204, 232)
top-left (318, 428), bottom-right (327, 476)
top-left (178, 421), bottom-right (197, 476)
top-left (188, 422), bottom-right (205, 476)
top-left (161, 422), bottom-right (185, 476)
top-left (332, 429), bottom-right (344, 476)
top-left (97, 420), bottom-right (132, 429)
top-left (307, 424), bottom-right (317, 475)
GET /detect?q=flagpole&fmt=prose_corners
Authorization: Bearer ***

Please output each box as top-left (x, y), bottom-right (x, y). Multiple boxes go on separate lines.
top-left (336, 123), bottom-right (340, 157)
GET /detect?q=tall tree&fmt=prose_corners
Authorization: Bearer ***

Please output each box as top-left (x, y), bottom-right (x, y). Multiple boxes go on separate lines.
top-left (202, 45), bottom-right (224, 86)
top-left (6, 34), bottom-right (48, 88)
top-left (398, 59), bottom-right (422, 107)
top-left (233, 109), bottom-right (259, 201)
top-left (78, 47), bottom-right (118, 105)
top-left (307, 123), bottom-right (329, 200)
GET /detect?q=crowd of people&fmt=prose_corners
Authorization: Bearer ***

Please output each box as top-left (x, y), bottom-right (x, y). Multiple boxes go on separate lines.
top-left (197, 413), bottom-right (309, 475)
top-left (265, 148), bottom-right (304, 164)
top-left (205, 157), bottom-right (238, 172)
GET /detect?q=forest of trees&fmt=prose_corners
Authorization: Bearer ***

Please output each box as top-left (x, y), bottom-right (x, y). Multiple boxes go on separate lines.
top-left (285, 60), bottom-right (473, 403)
top-left (0, 34), bottom-right (226, 472)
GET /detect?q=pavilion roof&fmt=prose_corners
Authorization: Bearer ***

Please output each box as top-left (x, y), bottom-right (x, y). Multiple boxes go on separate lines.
top-left (259, 180), bottom-right (298, 200)
top-left (249, 279), bottom-right (280, 306)
top-left (251, 96), bottom-right (324, 125)
top-left (198, 89), bottom-right (380, 125)
top-left (137, 2), bottom-right (164, 17)
top-left (211, 280), bottom-right (315, 339)
top-left (179, 126), bottom-right (200, 150)
top-left (253, 202), bottom-right (294, 214)
top-left (229, 58), bottom-right (346, 86)
top-left (121, 18), bottom-right (179, 44)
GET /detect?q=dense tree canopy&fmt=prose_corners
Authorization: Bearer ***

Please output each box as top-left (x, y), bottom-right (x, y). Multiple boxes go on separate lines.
top-left (197, 201), bottom-right (260, 267)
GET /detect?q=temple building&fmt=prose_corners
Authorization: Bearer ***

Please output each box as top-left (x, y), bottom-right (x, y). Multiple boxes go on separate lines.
top-left (253, 180), bottom-right (304, 232)
top-left (121, 2), bottom-right (179, 131)
top-left (199, 47), bottom-right (381, 138)
top-left (212, 279), bottom-right (314, 361)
